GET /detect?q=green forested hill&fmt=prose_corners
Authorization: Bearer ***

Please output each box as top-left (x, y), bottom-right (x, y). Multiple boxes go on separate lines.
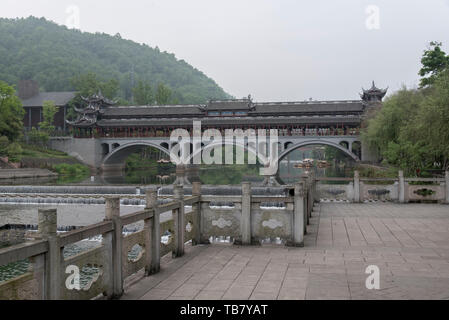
top-left (0, 16), bottom-right (230, 104)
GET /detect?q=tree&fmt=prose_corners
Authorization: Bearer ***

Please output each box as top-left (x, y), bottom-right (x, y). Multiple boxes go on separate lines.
top-left (5, 142), bottom-right (22, 162)
top-left (419, 41), bottom-right (449, 87)
top-left (39, 100), bottom-right (59, 133)
top-left (132, 80), bottom-right (154, 105)
top-left (0, 17), bottom-right (231, 104)
top-left (361, 69), bottom-right (449, 174)
top-left (361, 87), bottom-right (424, 154)
top-left (155, 83), bottom-right (172, 105)
top-left (0, 80), bottom-right (24, 141)
top-left (28, 127), bottom-right (49, 147)
top-left (0, 135), bottom-right (9, 156)
top-left (70, 72), bottom-right (119, 99)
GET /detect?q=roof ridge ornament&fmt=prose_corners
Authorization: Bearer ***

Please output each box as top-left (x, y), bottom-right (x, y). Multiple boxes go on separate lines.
top-left (360, 81), bottom-right (388, 103)
top-left (67, 91), bottom-right (116, 128)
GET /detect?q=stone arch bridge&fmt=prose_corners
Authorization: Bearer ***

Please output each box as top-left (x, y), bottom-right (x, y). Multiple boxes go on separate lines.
top-left (51, 82), bottom-right (387, 179)
top-left (49, 135), bottom-right (362, 175)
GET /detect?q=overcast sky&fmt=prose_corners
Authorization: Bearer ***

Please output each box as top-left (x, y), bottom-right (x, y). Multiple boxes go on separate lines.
top-left (2, 0), bottom-right (449, 101)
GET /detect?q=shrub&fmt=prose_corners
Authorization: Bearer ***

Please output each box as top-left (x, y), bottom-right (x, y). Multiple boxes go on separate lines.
top-left (6, 142), bottom-right (23, 162)
top-left (28, 127), bottom-right (49, 147)
top-left (0, 136), bottom-right (9, 156)
top-left (52, 163), bottom-right (89, 176)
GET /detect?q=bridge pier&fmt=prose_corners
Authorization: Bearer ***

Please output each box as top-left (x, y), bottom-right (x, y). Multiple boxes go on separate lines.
top-left (173, 165), bottom-right (191, 185)
top-left (261, 175), bottom-right (281, 186)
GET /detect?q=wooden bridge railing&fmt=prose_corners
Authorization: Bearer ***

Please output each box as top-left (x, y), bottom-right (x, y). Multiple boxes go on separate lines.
top-left (0, 179), bottom-right (316, 300)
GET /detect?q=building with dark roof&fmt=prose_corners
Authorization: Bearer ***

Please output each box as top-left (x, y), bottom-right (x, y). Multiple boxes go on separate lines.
top-left (17, 80), bottom-right (76, 131)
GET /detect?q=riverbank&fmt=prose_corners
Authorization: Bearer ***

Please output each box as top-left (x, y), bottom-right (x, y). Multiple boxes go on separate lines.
top-left (0, 168), bottom-right (57, 180)
top-left (0, 144), bottom-right (91, 184)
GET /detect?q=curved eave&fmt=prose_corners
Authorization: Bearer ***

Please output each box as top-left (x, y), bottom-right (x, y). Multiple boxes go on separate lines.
top-left (66, 120), bottom-right (97, 128)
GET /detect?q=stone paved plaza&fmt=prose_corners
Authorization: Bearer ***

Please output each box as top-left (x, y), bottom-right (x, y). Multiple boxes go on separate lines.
top-left (122, 203), bottom-right (449, 300)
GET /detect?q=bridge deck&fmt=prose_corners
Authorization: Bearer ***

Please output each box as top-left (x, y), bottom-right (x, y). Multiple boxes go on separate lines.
top-left (121, 203), bottom-right (449, 300)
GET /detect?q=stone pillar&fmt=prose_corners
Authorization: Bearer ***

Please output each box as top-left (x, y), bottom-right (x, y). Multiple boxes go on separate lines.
top-left (38, 209), bottom-right (61, 300)
top-left (308, 172), bottom-right (315, 217)
top-left (354, 170), bottom-right (360, 203)
top-left (192, 182), bottom-right (202, 246)
top-left (105, 197), bottom-right (123, 298)
top-left (261, 175), bottom-right (281, 186)
top-left (445, 171), bottom-right (449, 204)
top-left (398, 170), bottom-right (405, 203)
top-left (186, 164), bottom-right (201, 183)
top-left (145, 188), bottom-right (159, 275)
top-left (312, 171), bottom-right (319, 203)
top-left (29, 254), bottom-right (46, 300)
top-left (174, 165), bottom-right (191, 185)
top-left (173, 185), bottom-right (185, 257)
top-left (301, 173), bottom-right (310, 226)
top-left (290, 182), bottom-right (305, 247)
top-left (240, 182), bottom-right (252, 245)
top-left (38, 209), bottom-right (57, 237)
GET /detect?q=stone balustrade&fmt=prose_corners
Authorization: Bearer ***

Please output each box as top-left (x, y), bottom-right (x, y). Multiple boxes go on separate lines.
top-left (0, 180), bottom-right (314, 300)
top-left (316, 170), bottom-right (449, 203)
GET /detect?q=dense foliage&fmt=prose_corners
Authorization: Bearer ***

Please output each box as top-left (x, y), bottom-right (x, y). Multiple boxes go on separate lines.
top-left (0, 80), bottom-right (24, 141)
top-left (419, 42), bottom-right (449, 88)
top-left (362, 43), bottom-right (449, 175)
top-left (0, 16), bottom-right (230, 104)
top-left (39, 100), bottom-right (59, 134)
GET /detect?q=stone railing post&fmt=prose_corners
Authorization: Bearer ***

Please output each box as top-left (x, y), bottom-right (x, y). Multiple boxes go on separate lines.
top-left (311, 171), bottom-right (319, 203)
top-left (192, 182), bottom-right (202, 246)
top-left (308, 174), bottom-right (314, 218)
top-left (105, 197), bottom-right (123, 298)
top-left (241, 182), bottom-right (252, 245)
top-left (354, 170), bottom-right (360, 203)
top-left (445, 171), bottom-right (449, 204)
top-left (290, 182), bottom-right (305, 247)
top-left (38, 208), bottom-right (61, 300)
top-left (173, 184), bottom-right (185, 257)
top-left (301, 173), bottom-right (310, 226)
top-left (145, 188), bottom-right (159, 275)
top-left (398, 170), bottom-right (405, 203)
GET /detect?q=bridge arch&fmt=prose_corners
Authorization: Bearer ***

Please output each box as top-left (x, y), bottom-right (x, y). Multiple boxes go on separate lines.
top-left (102, 141), bottom-right (171, 166)
top-left (278, 140), bottom-right (360, 162)
top-left (183, 140), bottom-right (268, 166)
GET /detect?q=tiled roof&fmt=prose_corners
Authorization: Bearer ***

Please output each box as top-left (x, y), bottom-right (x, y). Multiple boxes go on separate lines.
top-left (102, 100), bottom-right (365, 118)
top-left (207, 99), bottom-right (252, 110)
top-left (20, 92), bottom-right (76, 107)
top-left (252, 101), bottom-right (364, 114)
top-left (102, 105), bottom-right (204, 117)
top-left (97, 115), bottom-right (361, 127)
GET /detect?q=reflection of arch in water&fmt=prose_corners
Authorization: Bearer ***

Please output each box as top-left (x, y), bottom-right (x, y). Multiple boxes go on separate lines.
top-left (102, 140), bottom-right (272, 167)
top-left (180, 140), bottom-right (268, 166)
top-left (102, 142), bottom-right (171, 166)
top-left (278, 140), bottom-right (360, 162)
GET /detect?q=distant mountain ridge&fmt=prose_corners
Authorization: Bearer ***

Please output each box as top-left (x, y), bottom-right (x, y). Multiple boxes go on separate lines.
top-left (0, 16), bottom-right (231, 104)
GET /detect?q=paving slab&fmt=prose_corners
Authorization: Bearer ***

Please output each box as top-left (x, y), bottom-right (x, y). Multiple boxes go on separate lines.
top-left (123, 202), bottom-right (449, 300)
